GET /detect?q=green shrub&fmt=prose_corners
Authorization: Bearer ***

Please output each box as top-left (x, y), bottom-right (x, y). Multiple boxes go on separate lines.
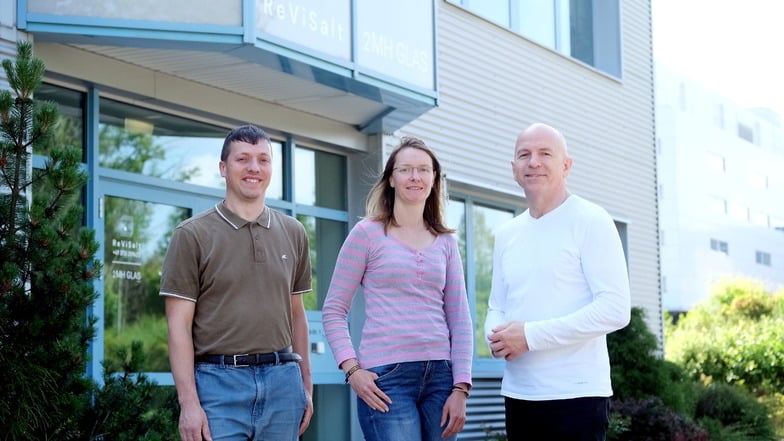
top-left (609, 307), bottom-right (698, 416)
top-left (667, 281), bottom-right (784, 396)
top-left (694, 383), bottom-right (775, 441)
top-left (609, 397), bottom-right (709, 441)
top-left (83, 342), bottom-right (179, 441)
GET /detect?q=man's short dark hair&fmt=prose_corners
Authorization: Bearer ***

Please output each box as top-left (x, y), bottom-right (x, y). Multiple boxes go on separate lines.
top-left (221, 124), bottom-right (272, 161)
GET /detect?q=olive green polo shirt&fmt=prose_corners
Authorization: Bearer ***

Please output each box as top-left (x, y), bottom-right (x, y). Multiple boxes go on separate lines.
top-left (160, 202), bottom-right (312, 356)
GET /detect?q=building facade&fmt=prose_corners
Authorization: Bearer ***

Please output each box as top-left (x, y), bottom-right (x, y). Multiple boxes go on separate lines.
top-left (2, 1), bottom-right (657, 439)
top-left (656, 63), bottom-right (784, 314)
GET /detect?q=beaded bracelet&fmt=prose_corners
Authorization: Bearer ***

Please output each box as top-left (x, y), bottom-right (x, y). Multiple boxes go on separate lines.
top-left (344, 364), bottom-right (361, 384)
top-left (451, 386), bottom-right (470, 398)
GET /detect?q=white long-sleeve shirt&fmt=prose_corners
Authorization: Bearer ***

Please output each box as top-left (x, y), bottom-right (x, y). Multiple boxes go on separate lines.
top-left (485, 195), bottom-right (631, 400)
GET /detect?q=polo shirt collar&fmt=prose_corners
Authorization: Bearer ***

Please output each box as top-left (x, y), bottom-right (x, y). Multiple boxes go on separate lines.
top-left (215, 201), bottom-right (271, 230)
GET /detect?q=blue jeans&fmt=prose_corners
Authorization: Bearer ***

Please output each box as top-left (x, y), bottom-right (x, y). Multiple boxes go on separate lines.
top-left (358, 360), bottom-right (456, 441)
top-left (195, 361), bottom-right (306, 441)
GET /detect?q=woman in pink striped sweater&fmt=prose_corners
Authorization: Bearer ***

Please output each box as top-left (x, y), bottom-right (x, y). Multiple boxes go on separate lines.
top-left (323, 136), bottom-right (473, 441)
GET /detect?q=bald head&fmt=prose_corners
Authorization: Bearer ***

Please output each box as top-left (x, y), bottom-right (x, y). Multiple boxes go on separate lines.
top-left (516, 123), bottom-right (569, 158)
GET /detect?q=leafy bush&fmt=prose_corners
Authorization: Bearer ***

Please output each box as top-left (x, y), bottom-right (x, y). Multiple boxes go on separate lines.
top-left (609, 307), bottom-right (699, 416)
top-left (694, 383), bottom-right (775, 441)
top-left (667, 277), bottom-right (784, 438)
top-left (608, 397), bottom-right (709, 441)
top-left (83, 342), bottom-right (179, 441)
top-left (667, 279), bottom-right (784, 395)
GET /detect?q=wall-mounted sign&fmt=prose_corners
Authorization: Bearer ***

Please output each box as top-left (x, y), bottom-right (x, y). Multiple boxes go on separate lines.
top-left (355, 0), bottom-right (434, 90)
top-left (256, 0), bottom-right (435, 90)
top-left (256, 0), bottom-right (352, 60)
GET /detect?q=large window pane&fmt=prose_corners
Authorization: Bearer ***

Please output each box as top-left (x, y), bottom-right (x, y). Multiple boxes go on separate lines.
top-left (472, 204), bottom-right (514, 358)
top-left (98, 98), bottom-right (268, 191)
top-left (446, 199), bottom-right (467, 271)
top-left (34, 84), bottom-right (85, 159)
top-left (447, 197), bottom-right (514, 359)
top-left (103, 196), bottom-right (190, 372)
top-left (294, 147), bottom-right (347, 210)
top-left (569, 0), bottom-right (594, 66)
top-left (296, 214), bottom-right (347, 311)
top-left (516, 0), bottom-right (556, 47)
top-left (467, 0), bottom-right (510, 26)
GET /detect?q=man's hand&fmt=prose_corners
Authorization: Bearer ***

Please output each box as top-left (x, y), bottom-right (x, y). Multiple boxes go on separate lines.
top-left (178, 401), bottom-right (212, 441)
top-left (488, 321), bottom-right (529, 361)
top-left (298, 391), bottom-right (314, 435)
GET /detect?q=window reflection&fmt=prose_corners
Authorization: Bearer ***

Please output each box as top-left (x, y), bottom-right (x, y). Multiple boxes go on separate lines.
top-left (296, 214), bottom-right (346, 311)
top-left (98, 98), bottom-right (285, 198)
top-left (447, 198), bottom-right (514, 359)
top-left (103, 196), bottom-right (190, 373)
top-left (34, 84), bottom-right (85, 159)
top-left (472, 204), bottom-right (514, 358)
top-left (295, 147), bottom-right (347, 210)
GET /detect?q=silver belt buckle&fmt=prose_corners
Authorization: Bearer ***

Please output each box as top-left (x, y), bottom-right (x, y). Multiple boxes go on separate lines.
top-left (232, 354), bottom-right (250, 367)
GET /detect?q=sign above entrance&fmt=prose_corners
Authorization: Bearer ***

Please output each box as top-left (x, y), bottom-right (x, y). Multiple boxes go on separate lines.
top-left (255, 0), bottom-right (434, 90)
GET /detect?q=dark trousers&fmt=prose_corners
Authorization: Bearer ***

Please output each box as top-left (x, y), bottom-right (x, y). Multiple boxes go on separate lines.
top-left (504, 396), bottom-right (610, 441)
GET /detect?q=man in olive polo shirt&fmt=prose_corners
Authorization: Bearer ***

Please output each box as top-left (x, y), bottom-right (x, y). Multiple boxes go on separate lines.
top-left (161, 124), bottom-right (313, 441)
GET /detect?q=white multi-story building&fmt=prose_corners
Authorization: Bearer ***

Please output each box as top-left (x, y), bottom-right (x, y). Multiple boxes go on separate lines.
top-left (656, 63), bottom-right (784, 313)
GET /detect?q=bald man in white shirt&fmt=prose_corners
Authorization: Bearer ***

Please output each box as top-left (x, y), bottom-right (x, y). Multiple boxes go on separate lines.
top-left (486, 123), bottom-right (631, 441)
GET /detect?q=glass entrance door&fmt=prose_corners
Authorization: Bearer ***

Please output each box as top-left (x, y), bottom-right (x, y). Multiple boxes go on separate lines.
top-left (96, 177), bottom-right (218, 384)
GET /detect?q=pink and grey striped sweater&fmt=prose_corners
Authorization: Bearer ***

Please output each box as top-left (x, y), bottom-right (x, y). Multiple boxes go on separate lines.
top-left (323, 219), bottom-right (473, 386)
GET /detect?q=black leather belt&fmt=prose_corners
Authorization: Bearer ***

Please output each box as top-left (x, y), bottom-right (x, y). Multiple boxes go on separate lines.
top-left (196, 348), bottom-right (301, 367)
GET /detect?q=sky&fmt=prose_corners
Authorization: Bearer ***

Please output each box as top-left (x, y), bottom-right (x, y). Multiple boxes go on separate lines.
top-left (652, 0), bottom-right (784, 119)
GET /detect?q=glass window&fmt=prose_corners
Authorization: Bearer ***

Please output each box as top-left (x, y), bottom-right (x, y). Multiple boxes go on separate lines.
top-left (103, 196), bottom-right (190, 373)
top-left (294, 147), bottom-right (347, 210)
top-left (34, 84), bottom-right (85, 159)
top-left (755, 251), bottom-right (771, 266)
top-left (465, 0), bottom-right (510, 26)
top-left (569, 0), bottom-right (594, 65)
top-left (515, 1), bottom-right (556, 47)
top-left (710, 238), bottom-right (728, 255)
top-left (292, 146), bottom-right (349, 312)
top-left (98, 98), bottom-right (279, 192)
top-left (451, 0), bottom-right (620, 77)
top-left (296, 215), bottom-right (347, 311)
top-left (447, 197), bottom-right (515, 359)
top-left (737, 123), bottom-right (754, 143)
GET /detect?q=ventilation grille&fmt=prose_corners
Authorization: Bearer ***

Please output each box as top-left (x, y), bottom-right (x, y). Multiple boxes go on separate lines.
top-left (459, 377), bottom-right (506, 440)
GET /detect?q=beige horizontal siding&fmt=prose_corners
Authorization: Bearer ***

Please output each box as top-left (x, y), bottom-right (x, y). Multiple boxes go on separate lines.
top-left (401, 1), bottom-right (661, 340)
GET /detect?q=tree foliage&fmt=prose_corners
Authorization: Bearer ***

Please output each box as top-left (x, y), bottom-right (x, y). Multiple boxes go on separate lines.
top-left (0, 40), bottom-right (178, 441)
top-left (0, 40), bottom-right (100, 441)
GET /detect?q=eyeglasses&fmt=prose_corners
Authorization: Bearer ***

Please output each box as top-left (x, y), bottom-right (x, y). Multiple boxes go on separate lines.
top-left (393, 166), bottom-right (434, 176)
